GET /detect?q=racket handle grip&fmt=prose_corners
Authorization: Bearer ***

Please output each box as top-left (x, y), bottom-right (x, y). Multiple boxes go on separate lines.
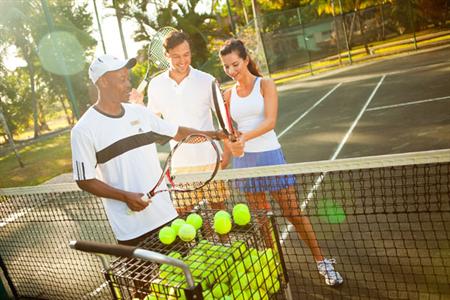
top-left (137, 79), bottom-right (149, 94)
top-left (229, 134), bottom-right (245, 157)
top-left (141, 194), bottom-right (151, 203)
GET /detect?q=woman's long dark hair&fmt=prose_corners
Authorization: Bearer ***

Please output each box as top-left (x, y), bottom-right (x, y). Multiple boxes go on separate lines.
top-left (219, 39), bottom-right (262, 77)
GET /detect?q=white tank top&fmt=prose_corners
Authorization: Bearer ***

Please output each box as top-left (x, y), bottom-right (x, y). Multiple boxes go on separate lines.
top-left (230, 77), bottom-right (281, 152)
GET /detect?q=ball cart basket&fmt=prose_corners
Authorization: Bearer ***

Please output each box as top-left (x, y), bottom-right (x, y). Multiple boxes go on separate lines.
top-left (69, 209), bottom-right (293, 300)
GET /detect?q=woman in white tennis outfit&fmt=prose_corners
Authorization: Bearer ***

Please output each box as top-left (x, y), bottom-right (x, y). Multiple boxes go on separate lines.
top-left (219, 39), bottom-right (343, 286)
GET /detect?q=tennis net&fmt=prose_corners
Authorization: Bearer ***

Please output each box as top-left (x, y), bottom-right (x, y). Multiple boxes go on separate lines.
top-left (0, 149), bottom-right (449, 299)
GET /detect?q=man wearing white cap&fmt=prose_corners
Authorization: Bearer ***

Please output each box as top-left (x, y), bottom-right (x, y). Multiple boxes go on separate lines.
top-left (70, 55), bottom-right (225, 246)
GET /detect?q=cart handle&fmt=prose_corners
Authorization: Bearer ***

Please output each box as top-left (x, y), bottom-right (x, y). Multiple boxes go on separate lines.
top-left (69, 240), bottom-right (196, 288)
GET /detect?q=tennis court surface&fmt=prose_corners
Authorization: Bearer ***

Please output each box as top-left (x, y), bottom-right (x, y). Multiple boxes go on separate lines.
top-left (1, 47), bottom-right (449, 299)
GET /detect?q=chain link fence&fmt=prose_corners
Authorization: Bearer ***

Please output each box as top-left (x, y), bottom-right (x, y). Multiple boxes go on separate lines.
top-left (235, 1), bottom-right (450, 77)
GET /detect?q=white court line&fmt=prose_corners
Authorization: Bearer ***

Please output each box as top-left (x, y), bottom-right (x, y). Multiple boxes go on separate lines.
top-left (280, 75), bottom-right (386, 244)
top-left (366, 95), bottom-right (450, 112)
top-left (277, 83), bottom-right (343, 139)
top-left (0, 208), bottom-right (33, 228)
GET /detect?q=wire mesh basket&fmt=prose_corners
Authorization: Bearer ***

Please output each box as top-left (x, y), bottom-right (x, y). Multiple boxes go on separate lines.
top-left (105, 209), bottom-right (292, 300)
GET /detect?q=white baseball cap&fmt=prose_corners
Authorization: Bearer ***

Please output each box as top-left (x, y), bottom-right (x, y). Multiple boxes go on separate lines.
top-left (88, 55), bottom-right (137, 84)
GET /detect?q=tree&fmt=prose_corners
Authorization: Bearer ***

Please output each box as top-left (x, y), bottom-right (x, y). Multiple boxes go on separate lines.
top-left (0, 0), bottom-right (96, 139)
top-left (0, 1), bottom-right (42, 137)
top-left (107, 0), bottom-right (226, 73)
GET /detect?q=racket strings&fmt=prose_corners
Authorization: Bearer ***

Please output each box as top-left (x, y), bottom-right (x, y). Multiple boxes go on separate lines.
top-left (148, 27), bottom-right (176, 69)
top-left (165, 134), bottom-right (220, 192)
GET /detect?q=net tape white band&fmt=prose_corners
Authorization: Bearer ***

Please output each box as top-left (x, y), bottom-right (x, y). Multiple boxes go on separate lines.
top-left (2, 148), bottom-right (449, 195)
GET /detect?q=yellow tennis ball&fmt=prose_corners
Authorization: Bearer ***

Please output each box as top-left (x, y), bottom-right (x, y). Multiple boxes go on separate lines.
top-left (186, 213), bottom-right (203, 230)
top-left (231, 288), bottom-right (250, 300)
top-left (232, 204), bottom-right (251, 226)
top-left (168, 251), bottom-right (182, 259)
top-left (212, 283), bottom-right (229, 298)
top-left (143, 293), bottom-right (158, 300)
top-left (212, 283), bottom-right (230, 298)
top-left (266, 276), bottom-right (281, 294)
top-left (214, 210), bottom-right (231, 221)
top-left (158, 226), bottom-right (176, 245)
top-left (249, 289), bottom-right (269, 300)
top-left (178, 224), bottom-right (196, 242)
top-left (171, 218), bottom-right (186, 235)
top-left (214, 215), bottom-right (232, 234)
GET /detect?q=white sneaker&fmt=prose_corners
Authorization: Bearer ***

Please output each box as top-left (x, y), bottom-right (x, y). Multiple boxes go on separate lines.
top-left (316, 258), bottom-right (344, 286)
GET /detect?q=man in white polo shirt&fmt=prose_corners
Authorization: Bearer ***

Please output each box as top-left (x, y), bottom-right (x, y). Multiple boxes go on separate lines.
top-left (146, 31), bottom-right (228, 213)
top-left (71, 54), bottom-right (223, 246)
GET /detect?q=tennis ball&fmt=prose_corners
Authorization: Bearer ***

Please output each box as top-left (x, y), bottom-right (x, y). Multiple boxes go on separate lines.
top-left (168, 251), bottom-right (182, 259)
top-left (259, 248), bottom-right (275, 266)
top-left (171, 218), bottom-right (186, 234)
top-left (231, 241), bottom-right (248, 260)
top-left (318, 198), bottom-right (346, 224)
top-left (231, 272), bottom-right (250, 290)
top-left (231, 288), bottom-right (250, 300)
top-left (203, 290), bottom-right (214, 300)
top-left (206, 245), bottom-right (223, 257)
top-left (266, 276), bottom-right (281, 294)
top-left (178, 224), bottom-right (196, 242)
top-left (158, 226), bottom-right (176, 245)
top-left (143, 293), bottom-right (159, 300)
top-left (242, 254), bottom-right (259, 271)
top-left (197, 239), bottom-right (213, 249)
top-left (186, 213), bottom-right (203, 230)
top-left (232, 204), bottom-right (251, 226)
top-left (214, 210), bottom-right (231, 221)
top-left (249, 289), bottom-right (269, 300)
top-left (214, 215), bottom-right (232, 234)
top-left (212, 283), bottom-right (229, 298)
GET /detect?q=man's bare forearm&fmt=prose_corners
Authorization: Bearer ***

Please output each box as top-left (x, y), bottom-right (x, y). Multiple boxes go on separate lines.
top-left (173, 126), bottom-right (224, 141)
top-left (76, 179), bottom-right (150, 212)
top-left (76, 179), bottom-right (128, 202)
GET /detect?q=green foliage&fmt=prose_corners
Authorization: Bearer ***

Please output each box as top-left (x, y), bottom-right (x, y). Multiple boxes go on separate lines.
top-left (0, 0), bottom-right (96, 138)
top-left (0, 132), bottom-right (72, 187)
top-left (108, 0), bottom-right (229, 75)
top-left (0, 69), bottom-right (33, 136)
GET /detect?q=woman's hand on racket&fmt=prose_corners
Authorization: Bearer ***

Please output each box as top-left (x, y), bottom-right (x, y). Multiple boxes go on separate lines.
top-left (124, 191), bottom-right (152, 212)
top-left (224, 133), bottom-right (245, 157)
top-left (128, 88), bottom-right (145, 106)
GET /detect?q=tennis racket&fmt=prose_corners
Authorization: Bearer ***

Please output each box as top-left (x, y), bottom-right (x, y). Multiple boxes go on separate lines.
top-left (128, 134), bottom-right (220, 214)
top-left (136, 26), bottom-right (178, 94)
top-left (211, 80), bottom-right (245, 158)
top-left (211, 80), bottom-right (236, 142)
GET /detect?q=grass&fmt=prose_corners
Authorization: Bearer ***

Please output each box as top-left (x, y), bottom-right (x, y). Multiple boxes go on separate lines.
top-left (0, 113), bottom-right (70, 144)
top-left (271, 30), bottom-right (450, 83)
top-left (0, 132), bottom-right (72, 188)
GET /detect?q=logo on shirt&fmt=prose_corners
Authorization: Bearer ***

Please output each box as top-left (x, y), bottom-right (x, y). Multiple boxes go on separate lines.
top-left (130, 120), bottom-right (140, 126)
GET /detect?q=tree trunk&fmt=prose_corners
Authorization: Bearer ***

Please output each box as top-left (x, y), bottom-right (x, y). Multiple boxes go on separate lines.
top-left (60, 97), bottom-right (73, 125)
top-left (0, 103), bottom-right (24, 167)
top-left (38, 102), bottom-right (50, 132)
top-left (27, 59), bottom-right (40, 138)
top-left (112, 0), bottom-right (128, 59)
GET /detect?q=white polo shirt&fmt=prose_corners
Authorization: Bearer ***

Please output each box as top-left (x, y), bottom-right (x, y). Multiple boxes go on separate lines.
top-left (147, 67), bottom-right (218, 168)
top-left (71, 103), bottom-right (179, 241)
